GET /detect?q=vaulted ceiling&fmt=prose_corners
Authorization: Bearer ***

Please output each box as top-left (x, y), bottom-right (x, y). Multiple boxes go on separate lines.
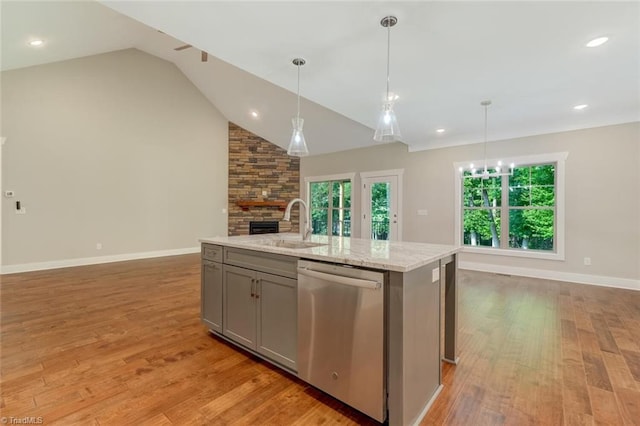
top-left (2, 1), bottom-right (639, 155)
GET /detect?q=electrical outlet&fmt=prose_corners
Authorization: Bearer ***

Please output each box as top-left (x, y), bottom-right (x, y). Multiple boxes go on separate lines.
top-left (96, 243), bottom-right (102, 250)
top-left (432, 267), bottom-right (440, 283)
top-left (584, 257), bottom-right (591, 266)
top-left (262, 190), bottom-right (268, 197)
top-left (417, 209), bottom-right (428, 216)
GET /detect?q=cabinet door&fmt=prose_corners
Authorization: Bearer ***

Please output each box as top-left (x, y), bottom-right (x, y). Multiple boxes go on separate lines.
top-left (201, 260), bottom-right (223, 333)
top-left (256, 272), bottom-right (297, 371)
top-left (223, 265), bottom-right (257, 349)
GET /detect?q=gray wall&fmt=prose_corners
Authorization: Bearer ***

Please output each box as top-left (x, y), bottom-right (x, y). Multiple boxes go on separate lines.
top-left (1, 49), bottom-right (228, 267)
top-left (302, 122), bottom-right (640, 282)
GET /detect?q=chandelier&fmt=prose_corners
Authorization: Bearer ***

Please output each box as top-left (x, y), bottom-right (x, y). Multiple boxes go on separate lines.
top-left (460, 100), bottom-right (514, 179)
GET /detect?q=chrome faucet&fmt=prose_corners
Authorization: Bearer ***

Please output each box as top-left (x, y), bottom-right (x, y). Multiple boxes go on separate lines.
top-left (284, 198), bottom-right (312, 241)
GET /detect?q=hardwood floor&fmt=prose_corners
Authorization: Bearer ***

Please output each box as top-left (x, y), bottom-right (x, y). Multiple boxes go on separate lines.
top-left (1, 255), bottom-right (639, 425)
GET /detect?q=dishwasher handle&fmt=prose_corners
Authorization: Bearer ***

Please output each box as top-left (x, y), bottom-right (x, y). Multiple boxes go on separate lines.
top-left (297, 267), bottom-right (381, 289)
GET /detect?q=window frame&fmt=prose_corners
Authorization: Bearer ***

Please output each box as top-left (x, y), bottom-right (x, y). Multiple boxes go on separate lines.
top-left (454, 152), bottom-right (568, 261)
top-left (305, 173), bottom-right (355, 237)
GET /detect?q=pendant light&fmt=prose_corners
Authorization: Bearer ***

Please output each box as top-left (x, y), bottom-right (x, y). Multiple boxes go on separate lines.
top-left (373, 15), bottom-right (401, 143)
top-left (461, 100), bottom-right (514, 179)
top-left (287, 58), bottom-right (309, 157)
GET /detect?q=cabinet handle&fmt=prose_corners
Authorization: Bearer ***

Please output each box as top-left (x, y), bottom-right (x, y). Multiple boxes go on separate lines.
top-left (250, 278), bottom-right (255, 298)
top-left (204, 261), bottom-right (218, 270)
top-left (255, 279), bottom-right (260, 299)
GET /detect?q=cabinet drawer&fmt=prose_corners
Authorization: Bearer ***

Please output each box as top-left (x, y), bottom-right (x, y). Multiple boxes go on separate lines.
top-left (224, 247), bottom-right (297, 279)
top-left (202, 244), bottom-right (223, 262)
top-left (202, 259), bottom-right (221, 270)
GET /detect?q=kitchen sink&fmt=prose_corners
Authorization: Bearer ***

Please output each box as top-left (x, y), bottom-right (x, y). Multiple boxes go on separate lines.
top-left (263, 240), bottom-right (327, 249)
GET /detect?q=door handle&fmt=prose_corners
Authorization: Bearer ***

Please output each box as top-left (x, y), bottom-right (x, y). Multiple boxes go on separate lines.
top-left (297, 267), bottom-right (381, 289)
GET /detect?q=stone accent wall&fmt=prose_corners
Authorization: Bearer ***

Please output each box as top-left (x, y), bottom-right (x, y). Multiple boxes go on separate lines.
top-left (228, 123), bottom-right (300, 236)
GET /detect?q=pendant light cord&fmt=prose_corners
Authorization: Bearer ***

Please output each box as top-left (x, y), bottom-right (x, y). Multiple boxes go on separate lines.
top-left (386, 22), bottom-right (391, 100)
top-left (296, 63), bottom-right (301, 119)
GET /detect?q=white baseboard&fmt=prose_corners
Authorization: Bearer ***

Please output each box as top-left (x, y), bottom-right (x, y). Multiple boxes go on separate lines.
top-left (460, 261), bottom-right (640, 291)
top-left (0, 247), bottom-right (201, 275)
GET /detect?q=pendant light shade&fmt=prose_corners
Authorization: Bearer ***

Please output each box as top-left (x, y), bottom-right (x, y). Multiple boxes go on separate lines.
top-left (287, 58), bottom-right (309, 157)
top-left (288, 116), bottom-right (308, 156)
top-left (374, 99), bottom-right (401, 143)
top-left (374, 15), bottom-right (401, 143)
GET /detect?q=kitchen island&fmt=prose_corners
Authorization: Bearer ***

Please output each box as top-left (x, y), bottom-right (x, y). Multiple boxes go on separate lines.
top-left (199, 233), bottom-right (460, 426)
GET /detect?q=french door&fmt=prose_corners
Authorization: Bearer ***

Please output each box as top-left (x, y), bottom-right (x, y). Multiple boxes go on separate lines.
top-left (360, 171), bottom-right (402, 241)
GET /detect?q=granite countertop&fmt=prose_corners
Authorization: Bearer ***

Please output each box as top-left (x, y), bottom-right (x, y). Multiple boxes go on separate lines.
top-left (199, 233), bottom-right (460, 272)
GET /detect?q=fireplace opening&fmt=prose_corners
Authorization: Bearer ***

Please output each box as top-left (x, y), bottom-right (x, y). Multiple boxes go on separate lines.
top-left (249, 221), bottom-right (279, 235)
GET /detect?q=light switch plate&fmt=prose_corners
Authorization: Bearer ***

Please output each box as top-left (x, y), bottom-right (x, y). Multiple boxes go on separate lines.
top-left (432, 267), bottom-right (440, 282)
top-left (4, 190), bottom-right (14, 198)
top-left (418, 209), bottom-right (428, 216)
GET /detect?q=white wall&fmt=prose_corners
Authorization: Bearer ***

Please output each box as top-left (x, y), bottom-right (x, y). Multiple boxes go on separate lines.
top-left (302, 122), bottom-right (640, 286)
top-left (1, 49), bottom-right (228, 270)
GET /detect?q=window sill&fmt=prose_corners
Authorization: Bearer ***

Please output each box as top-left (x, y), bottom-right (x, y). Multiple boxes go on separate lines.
top-left (462, 245), bottom-right (564, 261)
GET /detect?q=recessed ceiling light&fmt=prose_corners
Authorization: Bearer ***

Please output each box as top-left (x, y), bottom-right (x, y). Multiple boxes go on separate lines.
top-left (436, 128), bottom-right (445, 133)
top-left (251, 111), bottom-right (259, 118)
top-left (586, 37), bottom-right (608, 48)
top-left (573, 104), bottom-right (588, 110)
top-left (28, 39), bottom-right (44, 47)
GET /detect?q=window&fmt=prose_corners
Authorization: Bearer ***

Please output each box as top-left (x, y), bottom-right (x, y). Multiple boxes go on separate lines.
top-left (306, 174), bottom-right (354, 237)
top-left (455, 152), bottom-right (567, 260)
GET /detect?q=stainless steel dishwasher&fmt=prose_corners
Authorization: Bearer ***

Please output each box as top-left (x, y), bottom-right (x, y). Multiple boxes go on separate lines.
top-left (297, 259), bottom-right (386, 422)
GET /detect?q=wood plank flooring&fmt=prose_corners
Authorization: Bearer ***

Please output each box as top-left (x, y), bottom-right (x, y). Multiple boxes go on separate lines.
top-left (1, 255), bottom-right (639, 425)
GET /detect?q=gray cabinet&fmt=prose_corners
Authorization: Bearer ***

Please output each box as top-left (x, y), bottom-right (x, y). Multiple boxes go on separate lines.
top-left (221, 260), bottom-right (298, 371)
top-left (222, 264), bottom-right (257, 348)
top-left (256, 272), bottom-right (297, 370)
top-left (210, 247), bottom-right (298, 371)
top-left (201, 245), bottom-right (223, 333)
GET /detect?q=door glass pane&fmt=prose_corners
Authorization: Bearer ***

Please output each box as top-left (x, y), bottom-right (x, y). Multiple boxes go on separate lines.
top-left (332, 181), bottom-right (341, 208)
top-left (371, 182), bottom-right (390, 240)
top-left (509, 209), bottom-right (554, 250)
top-left (331, 180), bottom-right (352, 209)
top-left (331, 209), bottom-right (351, 237)
top-left (343, 209), bottom-right (351, 236)
top-left (310, 182), bottom-right (329, 208)
top-left (343, 181), bottom-right (352, 208)
top-left (310, 179), bottom-right (353, 236)
top-left (311, 208), bottom-right (328, 235)
top-left (463, 209), bottom-right (501, 247)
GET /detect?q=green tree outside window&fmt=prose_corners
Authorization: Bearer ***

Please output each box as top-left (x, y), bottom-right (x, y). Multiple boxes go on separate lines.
top-left (310, 180), bottom-right (351, 237)
top-left (462, 164), bottom-right (555, 251)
